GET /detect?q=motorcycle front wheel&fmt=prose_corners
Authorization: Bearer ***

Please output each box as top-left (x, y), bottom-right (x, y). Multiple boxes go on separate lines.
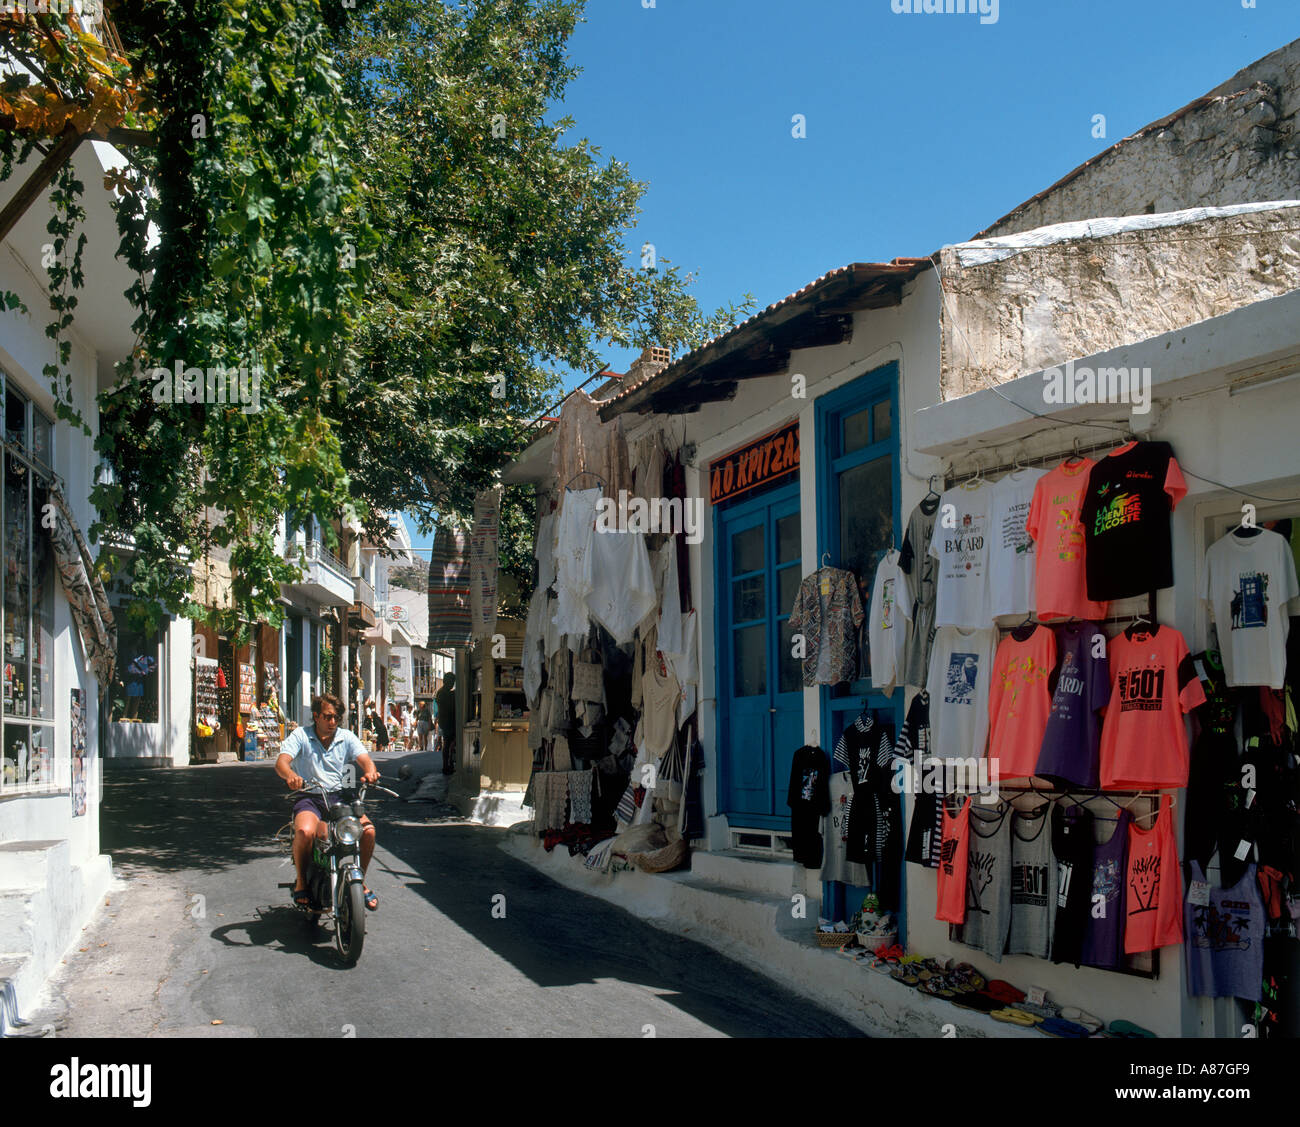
top-left (335, 880), bottom-right (366, 965)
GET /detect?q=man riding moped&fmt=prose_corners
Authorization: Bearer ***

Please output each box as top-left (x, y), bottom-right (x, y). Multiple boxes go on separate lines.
top-left (275, 693), bottom-right (381, 912)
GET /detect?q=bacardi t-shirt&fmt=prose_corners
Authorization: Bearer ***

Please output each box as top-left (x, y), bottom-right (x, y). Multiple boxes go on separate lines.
top-left (989, 467), bottom-right (1047, 618)
top-left (1025, 458), bottom-right (1109, 622)
top-left (1099, 624), bottom-right (1206, 790)
top-left (927, 626), bottom-right (998, 762)
top-left (1201, 528), bottom-right (1300, 689)
top-left (1079, 441), bottom-right (1187, 601)
top-left (987, 624), bottom-right (1055, 781)
top-left (928, 480), bottom-right (994, 628)
top-left (1035, 621), bottom-right (1111, 789)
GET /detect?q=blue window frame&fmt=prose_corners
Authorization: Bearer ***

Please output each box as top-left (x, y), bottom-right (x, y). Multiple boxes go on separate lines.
top-left (814, 363), bottom-right (905, 927)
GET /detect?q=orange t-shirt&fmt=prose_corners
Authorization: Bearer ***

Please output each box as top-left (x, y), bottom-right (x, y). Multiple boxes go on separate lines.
top-left (1124, 796), bottom-right (1184, 954)
top-left (987, 624), bottom-right (1055, 781)
top-left (1025, 458), bottom-right (1110, 621)
top-left (1100, 624), bottom-right (1206, 790)
top-left (936, 797), bottom-right (971, 924)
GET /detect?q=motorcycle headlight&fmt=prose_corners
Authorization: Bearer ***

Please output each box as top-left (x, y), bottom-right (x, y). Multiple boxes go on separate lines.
top-left (335, 816), bottom-right (363, 846)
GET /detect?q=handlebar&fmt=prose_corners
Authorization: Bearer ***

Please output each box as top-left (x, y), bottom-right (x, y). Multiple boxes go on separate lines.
top-left (283, 777), bottom-right (398, 800)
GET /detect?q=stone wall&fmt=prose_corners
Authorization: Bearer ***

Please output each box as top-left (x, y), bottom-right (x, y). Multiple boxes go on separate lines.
top-left (981, 38), bottom-right (1300, 238)
top-left (939, 205), bottom-right (1300, 400)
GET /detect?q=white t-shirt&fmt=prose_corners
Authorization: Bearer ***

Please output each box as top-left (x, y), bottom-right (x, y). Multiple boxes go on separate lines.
top-left (869, 550), bottom-right (912, 697)
top-left (928, 480), bottom-right (995, 627)
top-left (821, 773), bottom-right (871, 886)
top-left (1201, 528), bottom-right (1300, 689)
top-left (926, 626), bottom-right (998, 762)
top-left (988, 467), bottom-right (1047, 618)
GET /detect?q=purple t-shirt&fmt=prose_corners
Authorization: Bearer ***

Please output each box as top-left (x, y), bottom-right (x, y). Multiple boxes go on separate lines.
top-left (1035, 621), bottom-right (1110, 789)
top-left (1185, 862), bottom-right (1265, 1003)
top-left (1081, 809), bottom-right (1128, 969)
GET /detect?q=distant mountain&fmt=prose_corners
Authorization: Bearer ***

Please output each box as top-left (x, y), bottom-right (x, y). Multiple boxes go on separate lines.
top-left (389, 563), bottom-right (427, 592)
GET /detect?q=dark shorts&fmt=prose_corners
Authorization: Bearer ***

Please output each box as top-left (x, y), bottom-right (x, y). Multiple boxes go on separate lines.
top-left (292, 792), bottom-right (342, 821)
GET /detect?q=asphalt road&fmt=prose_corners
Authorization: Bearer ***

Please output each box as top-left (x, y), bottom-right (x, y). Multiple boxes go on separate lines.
top-left (52, 749), bottom-right (859, 1038)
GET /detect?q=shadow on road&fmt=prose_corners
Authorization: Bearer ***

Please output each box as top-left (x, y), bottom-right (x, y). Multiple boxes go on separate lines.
top-left (210, 905), bottom-right (351, 969)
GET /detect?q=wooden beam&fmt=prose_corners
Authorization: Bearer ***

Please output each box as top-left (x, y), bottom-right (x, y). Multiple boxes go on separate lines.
top-left (103, 126), bottom-right (155, 149)
top-left (0, 125), bottom-right (84, 244)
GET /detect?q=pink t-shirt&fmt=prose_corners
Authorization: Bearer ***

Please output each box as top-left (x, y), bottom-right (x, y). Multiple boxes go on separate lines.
top-left (1025, 458), bottom-right (1109, 621)
top-left (987, 624), bottom-right (1055, 781)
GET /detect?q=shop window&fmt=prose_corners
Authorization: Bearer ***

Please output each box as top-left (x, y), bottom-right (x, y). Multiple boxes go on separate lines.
top-left (0, 380), bottom-right (57, 795)
top-left (112, 622), bottom-right (162, 724)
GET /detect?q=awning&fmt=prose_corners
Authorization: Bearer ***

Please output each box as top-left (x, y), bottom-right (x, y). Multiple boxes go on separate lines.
top-left (46, 486), bottom-right (117, 689)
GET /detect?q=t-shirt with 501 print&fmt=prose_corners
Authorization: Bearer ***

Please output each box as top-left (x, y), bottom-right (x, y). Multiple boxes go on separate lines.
top-left (928, 479), bottom-right (995, 628)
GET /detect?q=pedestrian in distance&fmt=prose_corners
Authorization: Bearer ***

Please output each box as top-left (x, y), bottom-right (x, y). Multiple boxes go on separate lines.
top-left (435, 673), bottom-right (457, 775)
top-left (363, 697), bottom-right (389, 753)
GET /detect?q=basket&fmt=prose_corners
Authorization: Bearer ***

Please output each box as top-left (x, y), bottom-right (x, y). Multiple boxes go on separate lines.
top-left (626, 838), bottom-right (689, 874)
top-left (815, 930), bottom-right (856, 948)
top-left (856, 928), bottom-right (897, 949)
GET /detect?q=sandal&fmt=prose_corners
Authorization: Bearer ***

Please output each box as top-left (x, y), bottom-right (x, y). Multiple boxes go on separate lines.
top-left (292, 887), bottom-right (312, 910)
top-left (363, 887), bottom-right (378, 911)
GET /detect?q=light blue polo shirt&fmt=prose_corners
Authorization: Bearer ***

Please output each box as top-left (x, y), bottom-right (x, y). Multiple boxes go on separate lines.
top-left (279, 723), bottom-right (365, 791)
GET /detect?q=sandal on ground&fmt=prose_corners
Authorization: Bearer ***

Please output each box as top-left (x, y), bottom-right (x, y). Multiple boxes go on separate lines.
top-left (363, 887), bottom-right (378, 911)
top-left (292, 887), bottom-right (312, 909)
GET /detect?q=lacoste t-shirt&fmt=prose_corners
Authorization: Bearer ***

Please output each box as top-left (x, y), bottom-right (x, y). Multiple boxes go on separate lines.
top-left (1201, 528), bottom-right (1300, 689)
top-left (927, 626), bottom-right (998, 763)
top-left (1035, 620), bottom-right (1111, 789)
top-left (989, 467), bottom-right (1047, 618)
top-left (1025, 457), bottom-right (1109, 622)
top-left (1079, 441), bottom-right (1187, 601)
top-left (1099, 624), bottom-right (1206, 790)
top-left (987, 624), bottom-right (1055, 781)
top-left (928, 480), bottom-right (994, 628)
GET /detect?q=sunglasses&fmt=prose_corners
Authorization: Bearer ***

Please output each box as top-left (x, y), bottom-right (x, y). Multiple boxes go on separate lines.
top-left (317, 712), bottom-right (339, 723)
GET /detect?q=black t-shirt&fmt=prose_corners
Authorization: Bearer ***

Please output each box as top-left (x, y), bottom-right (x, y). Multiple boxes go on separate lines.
top-left (1049, 803), bottom-right (1094, 967)
top-left (1078, 441), bottom-right (1186, 601)
top-left (786, 745), bottom-right (831, 869)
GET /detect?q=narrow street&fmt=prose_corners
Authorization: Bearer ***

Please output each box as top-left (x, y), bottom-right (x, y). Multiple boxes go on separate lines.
top-left (51, 750), bottom-right (859, 1038)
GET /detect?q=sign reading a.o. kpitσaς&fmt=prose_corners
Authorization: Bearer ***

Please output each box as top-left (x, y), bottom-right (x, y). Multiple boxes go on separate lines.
top-left (709, 420), bottom-right (799, 505)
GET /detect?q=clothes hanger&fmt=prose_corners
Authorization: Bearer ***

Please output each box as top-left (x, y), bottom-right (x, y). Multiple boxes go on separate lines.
top-left (1129, 794), bottom-right (1174, 825)
top-left (1229, 506), bottom-right (1264, 539)
top-left (925, 474), bottom-right (942, 502)
top-left (967, 455), bottom-right (985, 487)
top-left (820, 551), bottom-right (832, 569)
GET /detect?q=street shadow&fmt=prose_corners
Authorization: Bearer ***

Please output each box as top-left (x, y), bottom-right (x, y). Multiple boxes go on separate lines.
top-left (209, 905), bottom-right (352, 969)
top-left (376, 820), bottom-right (862, 1038)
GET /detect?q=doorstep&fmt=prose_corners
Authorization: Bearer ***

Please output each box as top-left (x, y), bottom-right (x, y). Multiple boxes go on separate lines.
top-left (500, 834), bottom-right (1039, 1039)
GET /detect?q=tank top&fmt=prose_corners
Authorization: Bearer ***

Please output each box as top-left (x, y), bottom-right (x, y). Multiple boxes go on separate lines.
top-left (1008, 806), bottom-right (1057, 958)
top-left (1185, 862), bottom-right (1265, 1003)
top-left (1124, 796), bottom-right (1183, 954)
top-left (1050, 803), bottom-right (1094, 966)
top-left (960, 803), bottom-right (1013, 963)
top-left (936, 797), bottom-right (971, 924)
top-left (1081, 809), bottom-right (1129, 969)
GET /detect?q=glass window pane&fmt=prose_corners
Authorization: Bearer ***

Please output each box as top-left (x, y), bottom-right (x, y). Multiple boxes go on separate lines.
top-left (843, 408), bottom-right (871, 455)
top-left (3, 723), bottom-right (30, 788)
top-left (838, 455), bottom-right (893, 592)
top-left (117, 624), bottom-right (161, 723)
top-left (778, 619), bottom-right (802, 694)
top-left (28, 724), bottom-right (51, 787)
top-left (873, 399), bottom-right (891, 442)
top-left (776, 513), bottom-right (800, 564)
top-left (5, 387), bottom-right (24, 447)
top-left (732, 525), bottom-right (764, 574)
top-left (5, 454), bottom-right (30, 718)
top-left (777, 564), bottom-right (801, 616)
top-left (733, 624), bottom-right (767, 697)
top-left (31, 408), bottom-right (52, 468)
top-left (31, 484), bottom-right (52, 719)
top-left (732, 574), bottom-right (765, 624)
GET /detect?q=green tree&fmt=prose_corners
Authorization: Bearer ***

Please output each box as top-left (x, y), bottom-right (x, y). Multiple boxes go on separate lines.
top-left (330, 0), bottom-right (752, 591)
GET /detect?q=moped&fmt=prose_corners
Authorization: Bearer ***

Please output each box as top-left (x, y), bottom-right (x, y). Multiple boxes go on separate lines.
top-left (278, 778), bottom-right (396, 965)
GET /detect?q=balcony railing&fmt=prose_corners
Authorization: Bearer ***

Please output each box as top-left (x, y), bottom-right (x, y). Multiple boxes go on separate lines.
top-left (354, 576), bottom-right (375, 610)
top-left (286, 538), bottom-right (348, 576)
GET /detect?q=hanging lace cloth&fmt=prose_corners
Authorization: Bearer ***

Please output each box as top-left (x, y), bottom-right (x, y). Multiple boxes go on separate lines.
top-left (568, 769), bottom-right (594, 824)
top-left (550, 389), bottom-right (632, 515)
top-left (552, 487), bottom-right (600, 641)
top-left (468, 485), bottom-right (502, 641)
top-left (45, 486), bottom-right (116, 687)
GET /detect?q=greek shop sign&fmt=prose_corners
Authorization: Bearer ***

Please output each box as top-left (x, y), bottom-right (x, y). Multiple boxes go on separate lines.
top-left (709, 420), bottom-right (799, 505)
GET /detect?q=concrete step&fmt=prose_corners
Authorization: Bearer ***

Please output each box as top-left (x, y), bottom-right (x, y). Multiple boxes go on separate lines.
top-left (0, 890), bottom-right (37, 955)
top-left (0, 839), bottom-right (66, 893)
top-left (688, 849), bottom-right (801, 899)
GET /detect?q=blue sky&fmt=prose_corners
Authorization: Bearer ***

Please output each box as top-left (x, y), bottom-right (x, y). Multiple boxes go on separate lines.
top-left (404, 0), bottom-right (1299, 554)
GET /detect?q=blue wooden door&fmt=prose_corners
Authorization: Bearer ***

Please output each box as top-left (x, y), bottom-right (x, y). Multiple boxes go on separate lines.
top-left (718, 484), bottom-right (802, 826)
